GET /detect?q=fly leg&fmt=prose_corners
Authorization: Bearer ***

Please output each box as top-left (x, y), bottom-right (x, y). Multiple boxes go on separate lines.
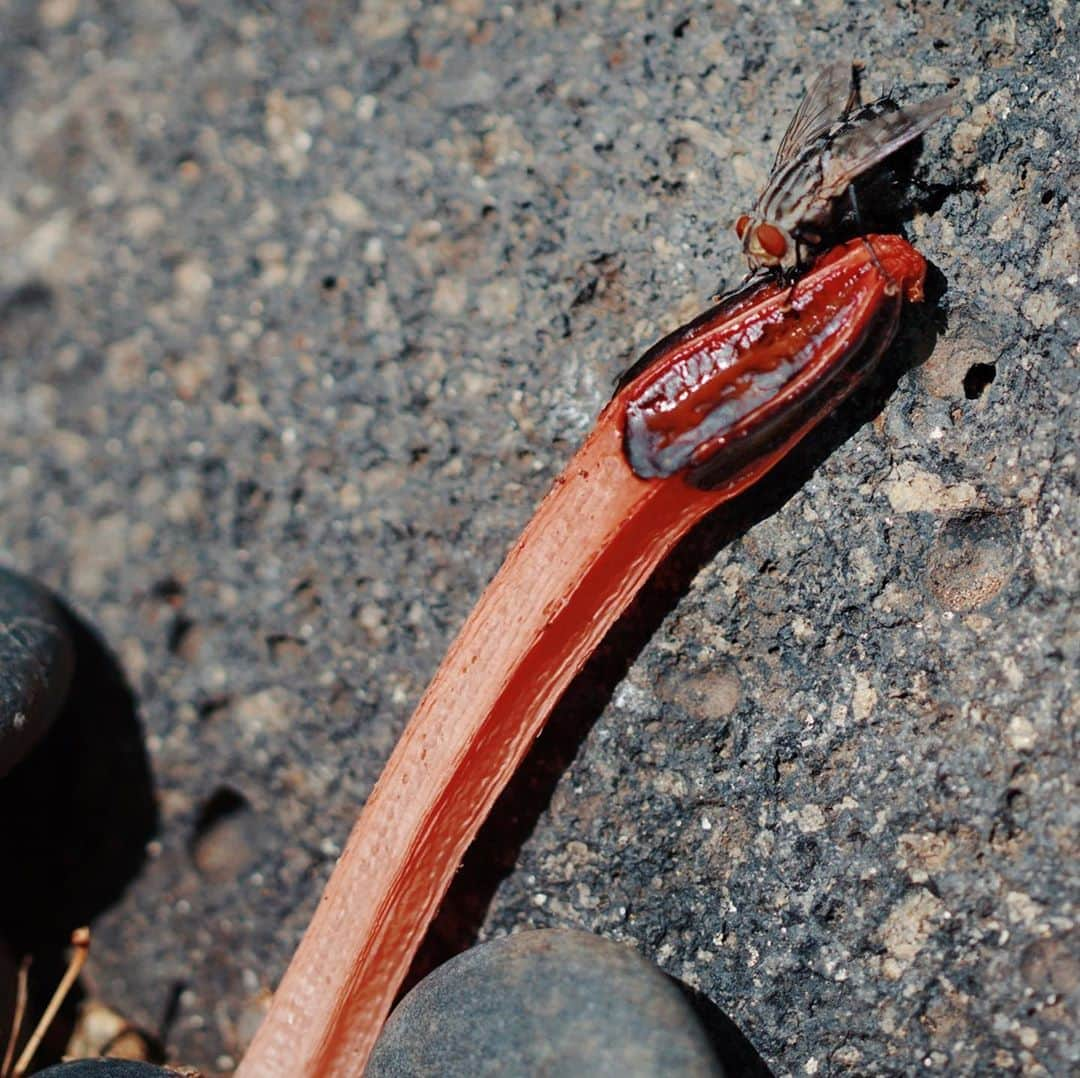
top-left (710, 266), bottom-right (779, 304)
top-left (783, 230), bottom-right (821, 310)
top-left (847, 185), bottom-right (893, 287)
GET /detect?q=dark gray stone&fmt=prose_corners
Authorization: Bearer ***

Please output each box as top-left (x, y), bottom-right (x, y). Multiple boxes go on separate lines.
top-left (369, 929), bottom-right (727, 1077)
top-left (0, 568), bottom-right (74, 777)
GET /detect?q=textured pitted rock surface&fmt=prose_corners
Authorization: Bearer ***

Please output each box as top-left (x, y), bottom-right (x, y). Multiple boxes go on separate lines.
top-left (0, 567), bottom-right (75, 776)
top-left (369, 929), bottom-right (731, 1076)
top-left (0, 2), bottom-right (1075, 1074)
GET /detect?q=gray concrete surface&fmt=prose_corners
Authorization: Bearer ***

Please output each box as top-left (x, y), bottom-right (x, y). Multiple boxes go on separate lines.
top-left (0, 1), bottom-right (1075, 1074)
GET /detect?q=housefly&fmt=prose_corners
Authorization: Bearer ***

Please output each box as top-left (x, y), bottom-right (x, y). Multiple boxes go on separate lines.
top-left (736, 60), bottom-right (954, 274)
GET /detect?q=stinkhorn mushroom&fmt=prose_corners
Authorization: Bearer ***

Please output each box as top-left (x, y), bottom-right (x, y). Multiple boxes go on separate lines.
top-left (238, 234), bottom-right (927, 1077)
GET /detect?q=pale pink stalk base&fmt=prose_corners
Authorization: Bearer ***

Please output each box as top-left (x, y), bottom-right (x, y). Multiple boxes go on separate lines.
top-left (236, 416), bottom-right (730, 1077)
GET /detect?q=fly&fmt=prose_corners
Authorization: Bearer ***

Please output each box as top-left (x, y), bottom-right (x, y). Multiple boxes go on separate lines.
top-left (736, 60), bottom-right (954, 274)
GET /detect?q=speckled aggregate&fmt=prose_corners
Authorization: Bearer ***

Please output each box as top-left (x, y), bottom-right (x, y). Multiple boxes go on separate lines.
top-left (0, 2), bottom-right (1075, 1074)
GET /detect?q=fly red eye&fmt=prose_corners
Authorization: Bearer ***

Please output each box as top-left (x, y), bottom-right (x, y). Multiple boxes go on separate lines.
top-left (735, 214), bottom-right (751, 240)
top-left (755, 223), bottom-right (788, 259)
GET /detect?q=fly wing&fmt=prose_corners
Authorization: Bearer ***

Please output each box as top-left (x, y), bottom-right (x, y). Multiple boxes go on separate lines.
top-left (772, 60), bottom-right (859, 170)
top-left (816, 91), bottom-right (956, 201)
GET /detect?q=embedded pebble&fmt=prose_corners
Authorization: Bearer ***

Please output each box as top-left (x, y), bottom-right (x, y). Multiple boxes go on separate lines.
top-left (0, 567), bottom-right (75, 776)
top-left (925, 511), bottom-right (1017, 611)
top-left (368, 929), bottom-right (730, 1076)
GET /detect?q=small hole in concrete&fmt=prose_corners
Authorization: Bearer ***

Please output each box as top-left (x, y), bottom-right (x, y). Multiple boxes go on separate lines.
top-left (963, 362), bottom-right (996, 400)
top-left (193, 787), bottom-right (247, 840)
top-left (190, 787), bottom-right (257, 881)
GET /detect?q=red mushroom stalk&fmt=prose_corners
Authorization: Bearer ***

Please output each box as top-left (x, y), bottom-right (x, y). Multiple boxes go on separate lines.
top-left (238, 235), bottom-right (927, 1077)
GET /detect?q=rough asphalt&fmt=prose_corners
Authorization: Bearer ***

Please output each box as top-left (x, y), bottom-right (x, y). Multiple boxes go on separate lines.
top-left (0, 2), bottom-right (1075, 1074)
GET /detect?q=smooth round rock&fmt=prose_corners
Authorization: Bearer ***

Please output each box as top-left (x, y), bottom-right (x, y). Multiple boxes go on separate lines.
top-left (0, 567), bottom-right (75, 777)
top-left (32, 1064), bottom-right (185, 1078)
top-left (368, 929), bottom-right (727, 1077)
